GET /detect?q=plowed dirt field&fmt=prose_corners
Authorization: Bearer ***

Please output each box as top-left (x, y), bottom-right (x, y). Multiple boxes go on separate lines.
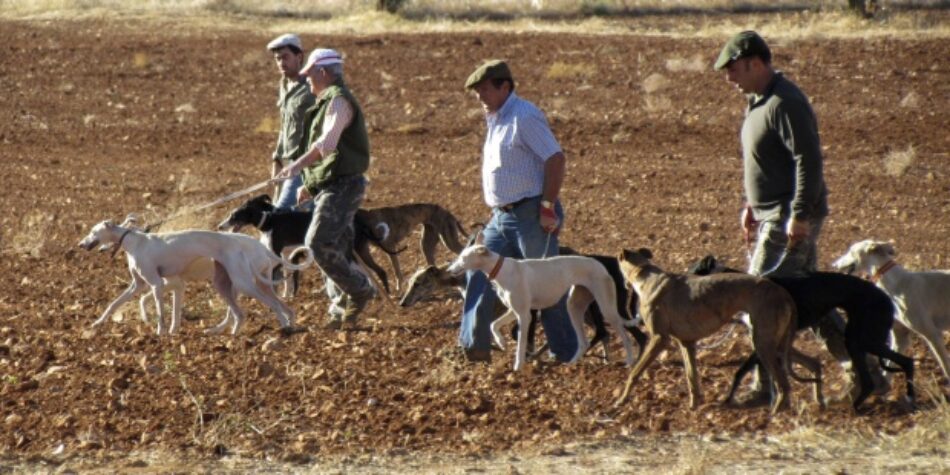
top-left (1, 15), bottom-right (948, 473)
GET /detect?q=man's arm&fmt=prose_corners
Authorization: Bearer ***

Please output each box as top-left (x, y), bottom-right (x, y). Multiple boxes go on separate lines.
top-left (542, 151), bottom-right (565, 202)
top-left (539, 151), bottom-right (565, 233)
top-left (275, 96), bottom-right (353, 180)
top-left (776, 100), bottom-right (823, 240)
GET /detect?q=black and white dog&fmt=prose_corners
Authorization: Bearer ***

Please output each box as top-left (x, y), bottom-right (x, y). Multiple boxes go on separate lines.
top-left (218, 195), bottom-right (399, 296)
top-left (689, 256), bottom-right (914, 410)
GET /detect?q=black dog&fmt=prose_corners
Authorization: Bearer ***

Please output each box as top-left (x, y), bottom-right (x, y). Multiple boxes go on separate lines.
top-left (689, 255), bottom-right (914, 410)
top-left (218, 195), bottom-right (399, 295)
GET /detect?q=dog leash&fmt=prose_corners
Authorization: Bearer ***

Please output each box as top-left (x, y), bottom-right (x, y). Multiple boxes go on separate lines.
top-left (541, 232), bottom-right (553, 259)
top-left (144, 177), bottom-right (283, 232)
top-left (697, 322), bottom-right (739, 350)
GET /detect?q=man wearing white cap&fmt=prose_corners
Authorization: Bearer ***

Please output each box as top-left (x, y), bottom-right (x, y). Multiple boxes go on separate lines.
top-left (274, 48), bottom-right (375, 330)
top-left (266, 33), bottom-right (315, 210)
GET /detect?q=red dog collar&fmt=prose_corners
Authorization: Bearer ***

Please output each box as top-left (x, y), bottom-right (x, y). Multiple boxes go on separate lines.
top-left (487, 256), bottom-right (505, 281)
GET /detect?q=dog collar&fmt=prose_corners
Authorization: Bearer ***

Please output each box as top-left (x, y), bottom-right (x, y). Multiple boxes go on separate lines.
top-left (487, 256), bottom-right (505, 281)
top-left (871, 260), bottom-right (897, 283)
top-left (111, 228), bottom-right (132, 258)
top-left (257, 212), bottom-right (270, 230)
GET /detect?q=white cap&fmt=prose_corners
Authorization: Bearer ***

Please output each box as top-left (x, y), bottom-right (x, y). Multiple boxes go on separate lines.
top-left (267, 33), bottom-right (302, 51)
top-left (300, 48), bottom-right (343, 75)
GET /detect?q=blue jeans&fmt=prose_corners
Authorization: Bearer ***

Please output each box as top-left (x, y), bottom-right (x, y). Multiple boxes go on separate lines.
top-left (459, 197), bottom-right (578, 362)
top-left (274, 175), bottom-right (313, 211)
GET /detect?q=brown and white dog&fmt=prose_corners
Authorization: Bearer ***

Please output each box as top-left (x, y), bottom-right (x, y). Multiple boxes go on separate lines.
top-left (614, 248), bottom-right (819, 413)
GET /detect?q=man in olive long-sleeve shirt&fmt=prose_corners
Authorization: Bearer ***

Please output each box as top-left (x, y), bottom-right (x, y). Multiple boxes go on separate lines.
top-left (716, 31), bottom-right (886, 406)
top-left (267, 34), bottom-right (316, 210)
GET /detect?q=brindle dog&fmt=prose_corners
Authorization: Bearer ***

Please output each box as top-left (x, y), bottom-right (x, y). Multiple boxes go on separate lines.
top-left (356, 203), bottom-right (468, 293)
top-left (614, 248), bottom-right (820, 414)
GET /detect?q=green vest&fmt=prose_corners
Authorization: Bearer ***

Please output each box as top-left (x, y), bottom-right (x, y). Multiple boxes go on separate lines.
top-left (302, 80), bottom-right (370, 193)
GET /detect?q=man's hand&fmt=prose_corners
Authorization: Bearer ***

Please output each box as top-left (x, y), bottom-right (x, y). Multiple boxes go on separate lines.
top-left (274, 159), bottom-right (303, 181)
top-left (740, 205), bottom-right (758, 244)
top-left (786, 217), bottom-right (811, 243)
top-left (296, 186), bottom-right (312, 206)
top-left (539, 206), bottom-right (559, 234)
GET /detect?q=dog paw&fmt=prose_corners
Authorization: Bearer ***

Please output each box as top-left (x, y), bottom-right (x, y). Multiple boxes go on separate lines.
top-left (279, 326), bottom-right (308, 337)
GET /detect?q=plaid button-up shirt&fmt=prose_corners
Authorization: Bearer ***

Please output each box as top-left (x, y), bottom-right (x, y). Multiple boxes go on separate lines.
top-left (481, 92), bottom-right (562, 208)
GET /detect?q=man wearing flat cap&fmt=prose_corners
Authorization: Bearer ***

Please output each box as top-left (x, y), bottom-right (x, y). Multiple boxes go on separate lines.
top-left (275, 48), bottom-right (375, 330)
top-left (266, 33), bottom-right (315, 210)
top-left (458, 59), bottom-right (578, 363)
top-left (716, 31), bottom-right (886, 405)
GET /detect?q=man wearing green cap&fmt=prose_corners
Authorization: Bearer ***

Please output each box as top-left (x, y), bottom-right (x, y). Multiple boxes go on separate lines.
top-left (458, 59), bottom-right (578, 363)
top-left (716, 31), bottom-right (886, 405)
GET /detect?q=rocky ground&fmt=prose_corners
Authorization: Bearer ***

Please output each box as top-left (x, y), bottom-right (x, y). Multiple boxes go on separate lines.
top-left (0, 14), bottom-right (948, 472)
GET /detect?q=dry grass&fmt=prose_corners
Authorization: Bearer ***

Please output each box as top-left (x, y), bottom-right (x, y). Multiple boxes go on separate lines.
top-left (883, 145), bottom-right (916, 177)
top-left (2, 1), bottom-right (948, 39)
top-left (545, 61), bottom-right (595, 80)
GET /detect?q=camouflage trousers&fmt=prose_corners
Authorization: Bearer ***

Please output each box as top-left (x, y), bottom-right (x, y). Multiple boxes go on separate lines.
top-left (305, 175), bottom-right (375, 318)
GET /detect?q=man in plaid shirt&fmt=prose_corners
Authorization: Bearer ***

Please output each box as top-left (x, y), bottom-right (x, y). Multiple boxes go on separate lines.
top-left (458, 59), bottom-right (578, 363)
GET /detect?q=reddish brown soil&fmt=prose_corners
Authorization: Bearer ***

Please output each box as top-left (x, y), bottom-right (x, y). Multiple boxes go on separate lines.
top-left (1, 17), bottom-right (948, 465)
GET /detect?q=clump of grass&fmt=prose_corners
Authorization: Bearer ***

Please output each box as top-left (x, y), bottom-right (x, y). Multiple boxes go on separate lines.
top-left (887, 376), bottom-right (950, 450)
top-left (545, 61), bottom-right (595, 80)
top-left (883, 145), bottom-right (915, 177)
top-left (670, 443), bottom-right (713, 475)
top-left (641, 73), bottom-right (668, 94)
top-left (665, 56), bottom-right (706, 73)
top-left (643, 94), bottom-right (672, 113)
top-left (899, 91), bottom-right (920, 108)
top-left (9, 210), bottom-right (51, 257)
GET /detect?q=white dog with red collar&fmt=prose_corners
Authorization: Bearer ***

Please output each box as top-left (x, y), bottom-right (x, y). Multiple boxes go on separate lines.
top-left (79, 220), bottom-right (313, 336)
top-left (447, 244), bottom-right (636, 371)
top-left (834, 240), bottom-right (950, 381)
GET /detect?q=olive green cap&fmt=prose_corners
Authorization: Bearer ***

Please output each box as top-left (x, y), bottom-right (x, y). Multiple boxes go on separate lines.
top-left (464, 59), bottom-right (513, 89)
top-left (714, 31), bottom-right (771, 70)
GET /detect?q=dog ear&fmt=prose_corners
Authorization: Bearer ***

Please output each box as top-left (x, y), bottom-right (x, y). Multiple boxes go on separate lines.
top-left (474, 245), bottom-right (490, 256)
top-left (687, 255), bottom-right (715, 275)
top-left (637, 248), bottom-right (653, 260)
top-left (869, 241), bottom-right (896, 258)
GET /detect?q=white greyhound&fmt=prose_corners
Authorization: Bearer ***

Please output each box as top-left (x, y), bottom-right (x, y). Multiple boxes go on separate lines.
top-left (79, 220), bottom-right (314, 336)
top-left (833, 240), bottom-right (950, 381)
top-left (446, 245), bottom-right (636, 371)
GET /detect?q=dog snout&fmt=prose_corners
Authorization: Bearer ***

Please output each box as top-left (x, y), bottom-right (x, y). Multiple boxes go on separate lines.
top-left (837, 262), bottom-right (857, 275)
top-left (446, 262), bottom-right (465, 276)
top-left (78, 237), bottom-right (98, 251)
top-left (216, 218), bottom-right (233, 231)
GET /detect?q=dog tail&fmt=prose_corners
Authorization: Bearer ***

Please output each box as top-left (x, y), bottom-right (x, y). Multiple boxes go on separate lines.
top-left (278, 246), bottom-right (315, 271)
top-left (454, 216), bottom-right (469, 239)
top-left (782, 320), bottom-right (820, 385)
top-left (252, 247), bottom-right (316, 287)
top-left (880, 361), bottom-right (903, 372)
top-left (353, 216), bottom-right (404, 256)
top-left (375, 222), bottom-right (390, 242)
